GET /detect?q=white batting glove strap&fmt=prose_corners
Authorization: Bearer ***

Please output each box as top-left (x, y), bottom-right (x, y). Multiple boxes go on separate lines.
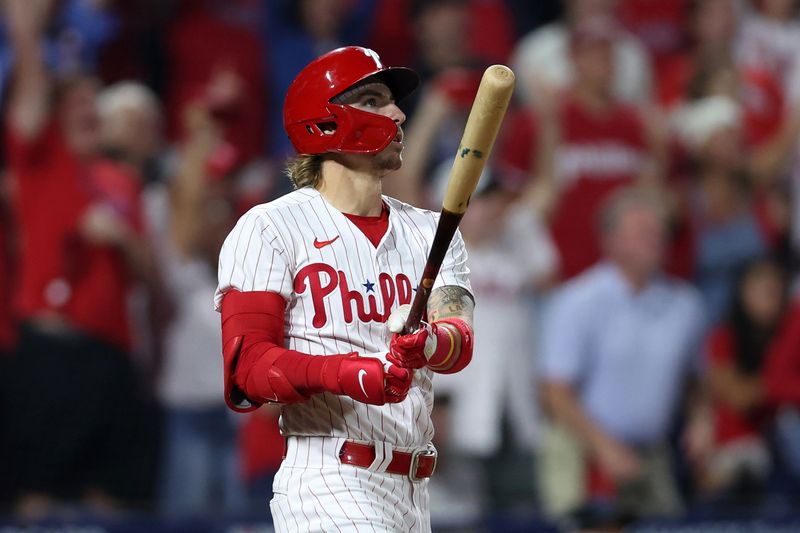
top-left (385, 305), bottom-right (438, 362)
top-left (421, 323), bottom-right (437, 360)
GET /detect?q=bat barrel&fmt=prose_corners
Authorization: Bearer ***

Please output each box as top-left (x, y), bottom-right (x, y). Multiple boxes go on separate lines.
top-left (403, 64), bottom-right (515, 334)
top-left (441, 65), bottom-right (515, 214)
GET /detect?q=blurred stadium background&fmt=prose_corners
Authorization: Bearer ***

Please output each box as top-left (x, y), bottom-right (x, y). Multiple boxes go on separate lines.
top-left (1, 0), bottom-right (800, 531)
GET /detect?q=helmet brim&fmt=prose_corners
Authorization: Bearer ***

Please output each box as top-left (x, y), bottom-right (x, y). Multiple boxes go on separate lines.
top-left (376, 67), bottom-right (420, 102)
top-left (332, 67), bottom-right (420, 105)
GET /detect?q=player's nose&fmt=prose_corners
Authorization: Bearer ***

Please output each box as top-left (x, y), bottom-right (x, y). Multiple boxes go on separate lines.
top-left (385, 103), bottom-right (405, 126)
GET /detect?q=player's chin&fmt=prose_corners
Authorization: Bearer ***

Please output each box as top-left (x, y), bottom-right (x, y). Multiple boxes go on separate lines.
top-left (376, 147), bottom-right (403, 173)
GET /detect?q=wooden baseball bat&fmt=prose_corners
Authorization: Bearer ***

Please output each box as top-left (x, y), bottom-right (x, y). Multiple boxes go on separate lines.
top-left (404, 64), bottom-right (515, 332)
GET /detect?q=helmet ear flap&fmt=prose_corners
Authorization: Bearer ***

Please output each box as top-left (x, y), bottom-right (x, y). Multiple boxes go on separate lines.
top-left (286, 104), bottom-right (398, 155)
top-left (284, 112), bottom-right (339, 155)
top-left (330, 104), bottom-right (398, 154)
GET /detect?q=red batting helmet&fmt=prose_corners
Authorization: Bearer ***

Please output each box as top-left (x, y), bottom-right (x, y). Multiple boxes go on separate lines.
top-left (283, 46), bottom-right (419, 155)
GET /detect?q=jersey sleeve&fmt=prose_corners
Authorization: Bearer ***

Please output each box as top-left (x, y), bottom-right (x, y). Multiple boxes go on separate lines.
top-left (215, 211), bottom-right (294, 310)
top-left (433, 228), bottom-right (472, 295)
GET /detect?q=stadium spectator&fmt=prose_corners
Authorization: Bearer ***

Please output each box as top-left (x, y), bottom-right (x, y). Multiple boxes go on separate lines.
top-left (685, 55), bottom-right (800, 187)
top-left (672, 95), bottom-right (769, 323)
top-left (164, 0), bottom-right (267, 162)
top-left (0, 172), bottom-right (15, 510)
top-left (657, 0), bottom-right (800, 188)
top-left (146, 100), bottom-right (247, 517)
top-left (0, 0), bottom-right (799, 527)
top-left (501, 15), bottom-right (666, 280)
top-left (764, 293), bottom-right (800, 493)
top-left (617, 0), bottom-right (690, 79)
top-left (657, 0), bottom-right (739, 107)
top-left (676, 55), bottom-right (798, 277)
top-left (382, 68), bottom-right (484, 206)
top-left (512, 0), bottom-right (653, 106)
top-left (0, 173), bottom-right (15, 354)
top-left (737, 0), bottom-right (800, 107)
top-left (2, 0), bottom-right (160, 516)
top-left (239, 406), bottom-right (284, 512)
top-left (369, 0), bottom-right (517, 72)
top-left (537, 188), bottom-right (708, 521)
top-left (432, 176), bottom-right (559, 517)
top-left (700, 257), bottom-right (789, 507)
top-left (0, 0), bottom-right (120, 103)
top-left (409, 0), bottom-right (472, 81)
top-left (263, 0), bottom-right (380, 158)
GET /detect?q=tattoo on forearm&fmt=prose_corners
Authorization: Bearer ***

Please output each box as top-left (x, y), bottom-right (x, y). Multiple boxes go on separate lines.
top-left (427, 286), bottom-right (474, 325)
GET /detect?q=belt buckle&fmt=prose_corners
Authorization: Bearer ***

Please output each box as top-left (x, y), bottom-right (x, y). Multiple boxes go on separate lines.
top-left (408, 447), bottom-right (437, 482)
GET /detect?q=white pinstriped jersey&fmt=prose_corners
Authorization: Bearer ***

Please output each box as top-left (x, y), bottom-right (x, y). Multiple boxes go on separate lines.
top-left (214, 187), bottom-right (471, 449)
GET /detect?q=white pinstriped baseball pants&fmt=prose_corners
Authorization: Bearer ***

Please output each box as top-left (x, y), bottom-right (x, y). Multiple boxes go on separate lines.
top-left (270, 436), bottom-right (432, 533)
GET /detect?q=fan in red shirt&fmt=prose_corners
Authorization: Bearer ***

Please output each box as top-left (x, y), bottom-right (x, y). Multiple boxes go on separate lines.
top-left (658, 0), bottom-right (800, 180)
top-left (2, 0), bottom-right (163, 517)
top-left (763, 286), bottom-right (800, 484)
top-left (5, 112), bottom-right (148, 350)
top-left (499, 15), bottom-right (663, 280)
top-left (617, 0), bottom-right (689, 79)
top-left (165, 0), bottom-right (266, 162)
top-left (701, 257), bottom-right (788, 499)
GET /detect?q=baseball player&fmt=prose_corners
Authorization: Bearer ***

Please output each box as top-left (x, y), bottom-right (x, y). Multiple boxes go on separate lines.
top-left (214, 47), bottom-right (475, 532)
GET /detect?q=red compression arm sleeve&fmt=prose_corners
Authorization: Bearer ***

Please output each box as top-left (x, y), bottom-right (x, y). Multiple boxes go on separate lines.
top-left (220, 290), bottom-right (350, 409)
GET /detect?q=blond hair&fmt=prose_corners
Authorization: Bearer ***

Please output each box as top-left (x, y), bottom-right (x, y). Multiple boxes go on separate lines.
top-left (285, 154), bottom-right (325, 189)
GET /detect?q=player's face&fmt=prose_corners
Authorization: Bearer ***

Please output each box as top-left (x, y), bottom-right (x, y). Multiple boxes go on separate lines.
top-left (342, 82), bottom-right (407, 174)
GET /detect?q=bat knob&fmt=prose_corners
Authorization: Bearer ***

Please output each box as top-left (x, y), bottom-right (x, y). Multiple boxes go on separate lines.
top-left (486, 65), bottom-right (515, 90)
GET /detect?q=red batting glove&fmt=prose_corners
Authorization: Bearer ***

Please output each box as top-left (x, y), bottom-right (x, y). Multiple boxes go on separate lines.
top-left (384, 362), bottom-right (413, 403)
top-left (386, 304), bottom-right (431, 369)
top-left (319, 354), bottom-right (412, 405)
top-left (388, 327), bottom-right (431, 370)
top-left (386, 304), bottom-right (472, 374)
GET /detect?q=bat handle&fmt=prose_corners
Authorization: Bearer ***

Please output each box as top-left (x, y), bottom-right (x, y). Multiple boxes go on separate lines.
top-left (402, 210), bottom-right (465, 334)
top-left (404, 283), bottom-right (430, 334)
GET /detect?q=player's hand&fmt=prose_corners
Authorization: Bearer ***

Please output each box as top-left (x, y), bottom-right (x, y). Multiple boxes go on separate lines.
top-left (386, 304), bottom-right (435, 370)
top-left (383, 361), bottom-right (413, 403)
top-left (334, 354), bottom-right (412, 405)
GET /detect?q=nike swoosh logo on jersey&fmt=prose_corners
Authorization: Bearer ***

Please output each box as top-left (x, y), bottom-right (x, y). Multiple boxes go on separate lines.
top-left (313, 236), bottom-right (340, 249)
top-left (357, 369), bottom-right (369, 398)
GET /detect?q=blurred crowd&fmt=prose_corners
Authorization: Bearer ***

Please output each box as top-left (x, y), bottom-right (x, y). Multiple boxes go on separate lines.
top-left (1, 0), bottom-right (800, 530)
